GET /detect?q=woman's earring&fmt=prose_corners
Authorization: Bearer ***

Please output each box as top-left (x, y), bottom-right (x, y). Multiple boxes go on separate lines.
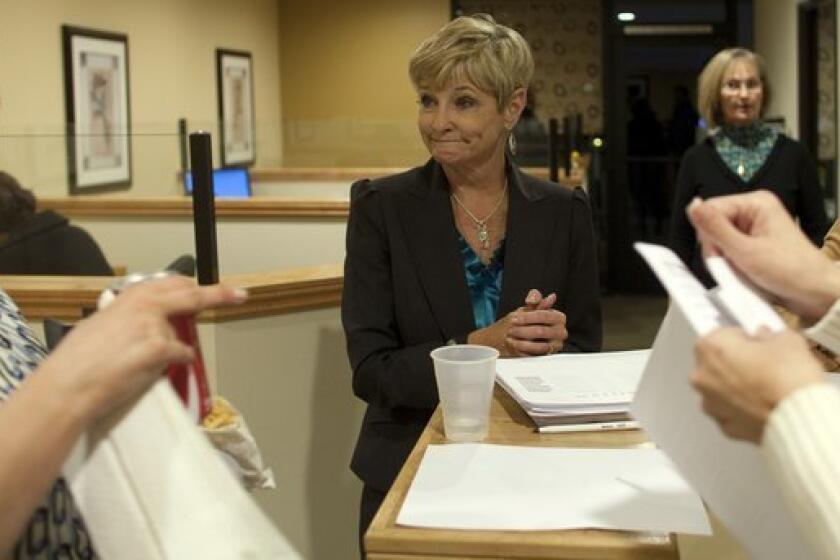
top-left (507, 133), bottom-right (517, 155)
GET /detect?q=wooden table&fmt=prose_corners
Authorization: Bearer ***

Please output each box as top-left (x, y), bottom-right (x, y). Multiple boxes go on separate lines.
top-left (365, 387), bottom-right (679, 559)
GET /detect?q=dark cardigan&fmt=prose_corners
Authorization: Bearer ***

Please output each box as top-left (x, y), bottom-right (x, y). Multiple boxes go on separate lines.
top-left (669, 134), bottom-right (828, 285)
top-left (0, 210), bottom-right (112, 275)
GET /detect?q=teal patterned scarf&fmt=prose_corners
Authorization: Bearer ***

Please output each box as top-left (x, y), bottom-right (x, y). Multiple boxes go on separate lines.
top-left (457, 235), bottom-right (505, 329)
top-left (713, 122), bottom-right (778, 182)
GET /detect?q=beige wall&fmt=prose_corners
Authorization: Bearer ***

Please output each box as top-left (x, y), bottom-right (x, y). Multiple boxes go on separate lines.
top-left (0, 0), bottom-right (283, 196)
top-left (754, 0), bottom-right (799, 138)
top-left (213, 309), bottom-right (364, 559)
top-left (72, 214), bottom-right (348, 275)
top-left (277, 0), bottom-right (449, 166)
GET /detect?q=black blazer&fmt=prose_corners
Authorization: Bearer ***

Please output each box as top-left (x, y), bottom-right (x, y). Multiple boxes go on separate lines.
top-left (342, 159), bottom-right (602, 492)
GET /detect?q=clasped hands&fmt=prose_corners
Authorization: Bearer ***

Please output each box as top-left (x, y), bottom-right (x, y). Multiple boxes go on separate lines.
top-left (468, 288), bottom-right (567, 357)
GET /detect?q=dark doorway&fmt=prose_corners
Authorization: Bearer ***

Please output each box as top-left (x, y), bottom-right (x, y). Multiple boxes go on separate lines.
top-left (798, 0), bottom-right (837, 221)
top-left (602, 0), bottom-right (745, 293)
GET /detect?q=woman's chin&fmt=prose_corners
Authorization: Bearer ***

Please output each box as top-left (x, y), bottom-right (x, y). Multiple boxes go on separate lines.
top-left (727, 113), bottom-right (758, 126)
top-left (431, 150), bottom-right (467, 166)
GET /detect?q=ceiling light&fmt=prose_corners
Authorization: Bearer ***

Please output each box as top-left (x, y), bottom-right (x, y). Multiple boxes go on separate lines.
top-left (617, 12), bottom-right (636, 22)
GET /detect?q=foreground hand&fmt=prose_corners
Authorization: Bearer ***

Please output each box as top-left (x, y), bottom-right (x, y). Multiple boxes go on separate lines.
top-left (691, 327), bottom-right (823, 443)
top-left (687, 191), bottom-right (839, 321)
top-left (37, 276), bottom-right (247, 423)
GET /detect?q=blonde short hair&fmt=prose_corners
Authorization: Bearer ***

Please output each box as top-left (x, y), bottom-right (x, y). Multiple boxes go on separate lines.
top-left (408, 14), bottom-right (534, 110)
top-left (697, 48), bottom-right (771, 129)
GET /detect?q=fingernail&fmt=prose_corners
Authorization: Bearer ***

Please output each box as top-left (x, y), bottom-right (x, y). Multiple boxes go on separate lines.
top-left (526, 289), bottom-right (540, 304)
top-left (688, 197), bottom-right (702, 211)
top-left (233, 287), bottom-right (249, 300)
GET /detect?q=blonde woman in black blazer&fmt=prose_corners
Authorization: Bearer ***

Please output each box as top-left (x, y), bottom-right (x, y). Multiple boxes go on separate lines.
top-left (341, 15), bottom-right (602, 552)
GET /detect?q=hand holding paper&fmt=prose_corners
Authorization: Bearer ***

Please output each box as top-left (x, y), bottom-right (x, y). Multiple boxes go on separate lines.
top-left (41, 275), bottom-right (246, 423)
top-left (691, 328), bottom-right (824, 443)
top-left (687, 191), bottom-right (840, 321)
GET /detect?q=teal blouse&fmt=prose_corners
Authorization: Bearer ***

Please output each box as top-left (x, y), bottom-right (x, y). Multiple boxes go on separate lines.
top-left (713, 122), bottom-right (778, 181)
top-left (458, 234), bottom-right (505, 329)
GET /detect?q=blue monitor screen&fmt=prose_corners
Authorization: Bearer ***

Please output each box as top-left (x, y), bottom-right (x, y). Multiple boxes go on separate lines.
top-left (184, 168), bottom-right (251, 198)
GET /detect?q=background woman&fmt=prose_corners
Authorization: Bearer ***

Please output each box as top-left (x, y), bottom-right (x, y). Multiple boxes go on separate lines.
top-left (670, 48), bottom-right (828, 285)
top-left (341, 14), bottom-right (601, 552)
top-left (0, 171), bottom-right (112, 275)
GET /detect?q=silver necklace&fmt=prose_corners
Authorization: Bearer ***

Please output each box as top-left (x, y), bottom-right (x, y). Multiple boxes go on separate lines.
top-left (451, 181), bottom-right (508, 250)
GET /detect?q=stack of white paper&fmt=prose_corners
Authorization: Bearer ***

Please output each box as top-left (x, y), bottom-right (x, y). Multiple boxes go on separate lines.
top-left (495, 350), bottom-right (650, 431)
top-left (397, 443), bottom-right (711, 534)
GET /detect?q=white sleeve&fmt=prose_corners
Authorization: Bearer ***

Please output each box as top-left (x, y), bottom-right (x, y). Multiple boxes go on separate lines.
top-left (762, 382), bottom-right (840, 560)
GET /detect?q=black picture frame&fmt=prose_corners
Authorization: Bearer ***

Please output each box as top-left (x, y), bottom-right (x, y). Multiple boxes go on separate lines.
top-left (62, 25), bottom-right (131, 194)
top-left (216, 49), bottom-right (256, 167)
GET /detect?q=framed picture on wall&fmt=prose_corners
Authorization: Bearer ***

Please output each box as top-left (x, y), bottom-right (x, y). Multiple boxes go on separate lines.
top-left (216, 49), bottom-right (256, 167)
top-left (62, 25), bottom-right (131, 193)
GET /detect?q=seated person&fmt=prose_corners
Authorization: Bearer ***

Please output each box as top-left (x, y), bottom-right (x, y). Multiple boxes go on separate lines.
top-left (0, 172), bottom-right (112, 275)
top-left (341, 14), bottom-right (602, 553)
top-left (512, 90), bottom-right (549, 166)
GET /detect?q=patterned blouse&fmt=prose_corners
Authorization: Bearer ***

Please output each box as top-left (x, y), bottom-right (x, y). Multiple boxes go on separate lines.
top-left (713, 122), bottom-right (778, 182)
top-left (457, 235), bottom-right (505, 329)
top-left (0, 290), bottom-right (97, 559)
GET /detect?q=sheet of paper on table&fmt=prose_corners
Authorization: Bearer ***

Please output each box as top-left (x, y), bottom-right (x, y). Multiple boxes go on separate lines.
top-left (632, 242), bottom-right (813, 559)
top-left (397, 443), bottom-right (711, 535)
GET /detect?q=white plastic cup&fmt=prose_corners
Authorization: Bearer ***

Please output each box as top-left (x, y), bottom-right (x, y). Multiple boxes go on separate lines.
top-left (430, 344), bottom-right (499, 442)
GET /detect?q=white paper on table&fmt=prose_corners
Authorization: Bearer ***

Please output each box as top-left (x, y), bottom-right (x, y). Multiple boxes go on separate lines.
top-left (397, 443), bottom-right (710, 535)
top-left (631, 305), bottom-right (814, 559)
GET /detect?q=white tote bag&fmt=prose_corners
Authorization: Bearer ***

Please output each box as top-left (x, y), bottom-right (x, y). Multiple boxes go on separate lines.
top-left (63, 379), bottom-right (300, 560)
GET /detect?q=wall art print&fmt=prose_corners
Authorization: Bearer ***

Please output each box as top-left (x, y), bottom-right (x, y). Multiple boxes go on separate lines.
top-left (62, 25), bottom-right (131, 193)
top-left (216, 49), bottom-right (256, 167)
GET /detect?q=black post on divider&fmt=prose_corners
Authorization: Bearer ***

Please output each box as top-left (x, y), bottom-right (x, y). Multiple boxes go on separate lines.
top-left (178, 118), bottom-right (188, 174)
top-left (562, 114), bottom-right (572, 176)
top-left (189, 132), bottom-right (219, 285)
top-left (548, 118), bottom-right (559, 183)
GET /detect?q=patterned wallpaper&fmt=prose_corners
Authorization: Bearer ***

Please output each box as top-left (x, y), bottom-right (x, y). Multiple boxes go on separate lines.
top-left (818, 0), bottom-right (836, 160)
top-left (457, 0), bottom-right (603, 134)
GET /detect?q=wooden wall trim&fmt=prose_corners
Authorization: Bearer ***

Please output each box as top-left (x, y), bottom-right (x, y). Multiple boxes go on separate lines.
top-left (38, 167), bottom-right (582, 220)
top-left (251, 167), bottom-right (407, 181)
top-left (0, 265), bottom-right (343, 322)
top-left (38, 197), bottom-right (349, 219)
top-left (251, 166), bottom-right (557, 182)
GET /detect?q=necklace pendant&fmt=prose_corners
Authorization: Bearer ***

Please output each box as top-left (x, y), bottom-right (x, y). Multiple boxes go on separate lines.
top-left (737, 162), bottom-right (745, 177)
top-left (477, 224), bottom-right (489, 249)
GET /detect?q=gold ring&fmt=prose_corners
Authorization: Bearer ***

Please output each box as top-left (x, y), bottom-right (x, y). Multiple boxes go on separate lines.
top-left (547, 341), bottom-right (555, 355)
